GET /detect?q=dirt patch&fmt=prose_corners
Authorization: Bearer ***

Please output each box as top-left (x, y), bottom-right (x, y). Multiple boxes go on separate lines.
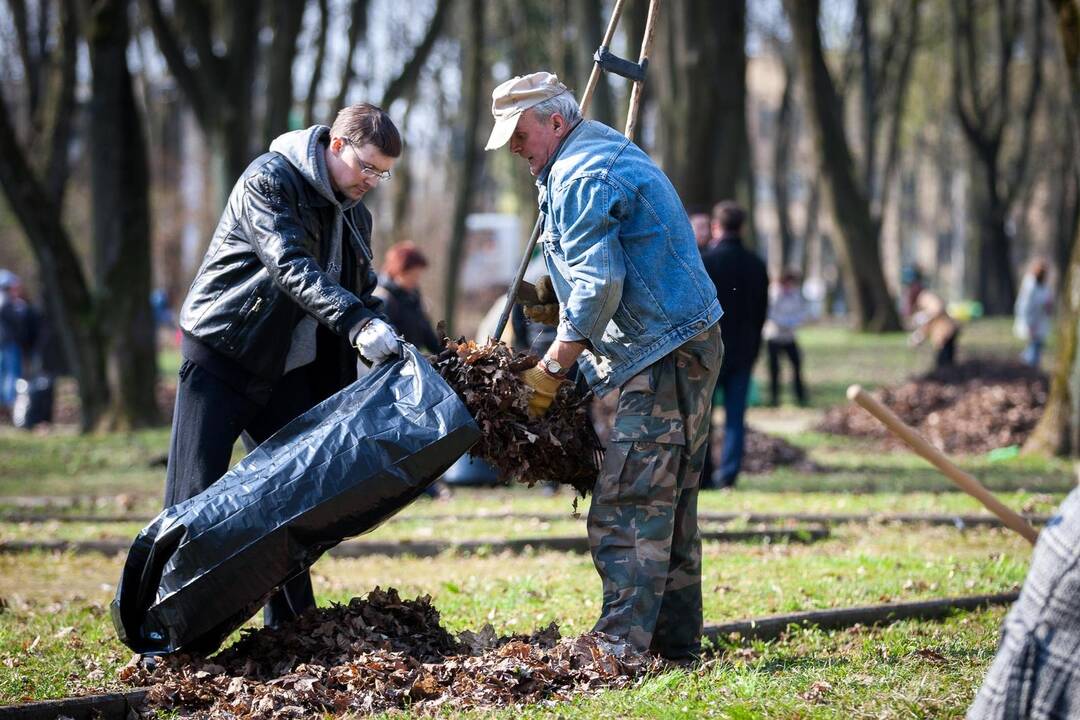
top-left (818, 358), bottom-right (1048, 454)
top-left (121, 587), bottom-right (657, 718)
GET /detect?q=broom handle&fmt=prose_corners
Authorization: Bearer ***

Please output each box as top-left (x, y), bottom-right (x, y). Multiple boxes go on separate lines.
top-left (846, 384), bottom-right (1039, 545)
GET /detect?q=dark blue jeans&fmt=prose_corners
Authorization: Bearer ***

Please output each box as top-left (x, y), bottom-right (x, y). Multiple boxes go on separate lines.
top-left (164, 359), bottom-right (319, 628)
top-left (718, 368), bottom-right (751, 484)
top-left (702, 367), bottom-right (751, 488)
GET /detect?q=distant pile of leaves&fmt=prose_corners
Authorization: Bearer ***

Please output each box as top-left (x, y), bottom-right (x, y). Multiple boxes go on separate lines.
top-left (121, 587), bottom-right (657, 718)
top-left (740, 426), bottom-right (820, 474)
top-left (429, 337), bottom-right (602, 495)
top-left (818, 357), bottom-right (1048, 454)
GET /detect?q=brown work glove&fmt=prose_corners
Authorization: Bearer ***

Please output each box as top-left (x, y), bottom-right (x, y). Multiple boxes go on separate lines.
top-left (521, 275), bottom-right (560, 327)
top-left (518, 365), bottom-right (567, 417)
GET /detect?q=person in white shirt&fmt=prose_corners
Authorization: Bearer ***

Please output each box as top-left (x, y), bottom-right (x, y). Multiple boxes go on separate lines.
top-left (1013, 258), bottom-right (1054, 368)
top-left (763, 269), bottom-right (808, 406)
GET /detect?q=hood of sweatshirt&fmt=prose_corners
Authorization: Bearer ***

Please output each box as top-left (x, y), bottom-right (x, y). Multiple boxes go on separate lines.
top-left (268, 125), bottom-right (360, 211)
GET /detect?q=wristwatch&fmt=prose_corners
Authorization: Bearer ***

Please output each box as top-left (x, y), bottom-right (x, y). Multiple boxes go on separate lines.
top-left (538, 357), bottom-right (565, 376)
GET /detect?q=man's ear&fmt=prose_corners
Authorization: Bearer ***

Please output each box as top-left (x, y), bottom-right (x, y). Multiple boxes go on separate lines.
top-left (329, 136), bottom-right (346, 154)
top-left (551, 113), bottom-right (568, 138)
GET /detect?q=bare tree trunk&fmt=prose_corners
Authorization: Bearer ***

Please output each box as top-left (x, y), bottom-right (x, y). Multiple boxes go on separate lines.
top-left (144, 0), bottom-right (266, 208)
top-left (1025, 0), bottom-right (1080, 456)
top-left (304, 0), bottom-right (329, 126)
top-left (574, 0), bottom-right (615, 128)
top-left (334, 0), bottom-right (370, 111)
top-left (380, 0), bottom-right (453, 109)
top-left (86, 0), bottom-right (159, 430)
top-left (443, 0), bottom-right (485, 334)
top-left (950, 0), bottom-right (1043, 315)
top-left (262, 0), bottom-right (306, 148)
top-left (785, 0), bottom-right (901, 331)
top-left (0, 0), bottom-right (112, 431)
top-left (772, 45), bottom-right (796, 268)
top-left (655, 0), bottom-right (753, 242)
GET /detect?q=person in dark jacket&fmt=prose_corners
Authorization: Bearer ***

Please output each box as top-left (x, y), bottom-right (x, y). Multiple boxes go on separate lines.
top-left (374, 242), bottom-right (441, 353)
top-left (700, 201), bottom-right (769, 488)
top-left (167, 103), bottom-right (402, 628)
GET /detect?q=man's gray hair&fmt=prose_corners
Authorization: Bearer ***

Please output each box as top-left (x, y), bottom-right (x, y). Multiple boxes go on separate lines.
top-left (529, 91), bottom-right (581, 125)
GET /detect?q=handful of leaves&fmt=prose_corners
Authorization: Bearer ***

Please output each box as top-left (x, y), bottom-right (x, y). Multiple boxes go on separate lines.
top-left (429, 336), bottom-right (602, 496)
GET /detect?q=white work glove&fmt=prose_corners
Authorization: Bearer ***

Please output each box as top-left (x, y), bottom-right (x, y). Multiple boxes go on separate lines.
top-left (354, 319), bottom-right (401, 365)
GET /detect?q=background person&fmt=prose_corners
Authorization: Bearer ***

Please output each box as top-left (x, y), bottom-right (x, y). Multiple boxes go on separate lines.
top-left (0, 271), bottom-right (24, 412)
top-left (701, 201), bottom-right (769, 489)
top-left (688, 206), bottom-right (713, 253)
top-left (763, 268), bottom-right (809, 407)
top-left (375, 241), bottom-right (441, 354)
top-left (1013, 258), bottom-right (1053, 368)
top-left (908, 287), bottom-right (959, 369)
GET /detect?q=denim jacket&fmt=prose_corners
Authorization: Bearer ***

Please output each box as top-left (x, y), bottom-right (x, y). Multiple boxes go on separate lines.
top-left (537, 120), bottom-right (723, 396)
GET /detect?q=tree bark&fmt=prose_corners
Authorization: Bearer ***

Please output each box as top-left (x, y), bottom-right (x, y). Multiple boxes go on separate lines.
top-left (950, 0), bottom-right (1043, 314)
top-left (143, 0), bottom-right (263, 208)
top-left (380, 0), bottom-right (453, 109)
top-left (0, 0), bottom-right (113, 431)
top-left (86, 0), bottom-right (159, 429)
top-left (786, 0), bottom-right (901, 331)
top-left (334, 0), bottom-right (370, 111)
top-left (655, 0), bottom-right (754, 243)
top-left (772, 45), bottom-right (796, 269)
top-left (1025, 0), bottom-right (1080, 456)
top-left (304, 0), bottom-right (329, 126)
top-left (574, 0), bottom-right (615, 128)
top-left (0, 100), bottom-right (110, 431)
top-left (262, 0), bottom-right (306, 148)
top-left (443, 0), bottom-right (485, 334)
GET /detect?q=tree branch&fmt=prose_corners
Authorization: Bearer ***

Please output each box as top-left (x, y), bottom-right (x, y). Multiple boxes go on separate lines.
top-left (304, 0), bottom-right (329, 126)
top-left (41, 0), bottom-right (76, 202)
top-left (141, 0), bottom-right (211, 127)
top-left (174, 0), bottom-right (227, 86)
top-left (8, 0), bottom-right (40, 118)
top-left (1003, 0), bottom-right (1044, 209)
top-left (380, 0), bottom-right (453, 109)
top-left (335, 0), bottom-right (370, 111)
top-left (875, 0), bottom-right (919, 224)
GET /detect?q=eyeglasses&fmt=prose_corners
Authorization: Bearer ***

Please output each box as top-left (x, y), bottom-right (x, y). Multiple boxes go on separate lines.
top-left (343, 139), bottom-right (392, 181)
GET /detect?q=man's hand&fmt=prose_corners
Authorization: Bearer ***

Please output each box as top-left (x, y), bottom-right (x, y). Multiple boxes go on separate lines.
top-left (355, 319), bottom-right (401, 364)
top-left (518, 365), bottom-right (566, 417)
top-left (519, 275), bottom-right (560, 327)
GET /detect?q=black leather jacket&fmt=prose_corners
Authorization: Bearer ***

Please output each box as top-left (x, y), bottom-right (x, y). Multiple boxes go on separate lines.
top-left (179, 152), bottom-right (383, 381)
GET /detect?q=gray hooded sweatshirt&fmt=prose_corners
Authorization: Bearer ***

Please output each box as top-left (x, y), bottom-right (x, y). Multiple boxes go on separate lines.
top-left (269, 125), bottom-right (371, 373)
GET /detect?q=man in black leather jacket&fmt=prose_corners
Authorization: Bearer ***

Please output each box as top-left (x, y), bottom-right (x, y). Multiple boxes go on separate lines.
top-left (165, 103), bottom-right (402, 627)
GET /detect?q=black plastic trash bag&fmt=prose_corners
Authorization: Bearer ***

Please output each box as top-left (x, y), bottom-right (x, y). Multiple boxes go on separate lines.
top-left (111, 345), bottom-right (479, 655)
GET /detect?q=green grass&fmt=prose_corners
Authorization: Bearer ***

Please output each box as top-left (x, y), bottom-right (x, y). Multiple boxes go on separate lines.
top-left (761, 317), bottom-right (1029, 409)
top-left (0, 318), bottom-right (1063, 715)
top-left (0, 522), bottom-right (1029, 712)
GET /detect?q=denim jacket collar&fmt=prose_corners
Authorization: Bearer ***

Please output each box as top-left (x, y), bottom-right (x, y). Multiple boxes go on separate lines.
top-left (536, 118), bottom-right (587, 188)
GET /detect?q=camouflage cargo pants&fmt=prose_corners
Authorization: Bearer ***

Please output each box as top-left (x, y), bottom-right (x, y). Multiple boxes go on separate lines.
top-left (588, 324), bottom-right (722, 658)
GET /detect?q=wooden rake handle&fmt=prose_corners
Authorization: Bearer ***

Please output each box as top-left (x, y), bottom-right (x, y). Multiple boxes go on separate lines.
top-left (846, 385), bottom-right (1039, 545)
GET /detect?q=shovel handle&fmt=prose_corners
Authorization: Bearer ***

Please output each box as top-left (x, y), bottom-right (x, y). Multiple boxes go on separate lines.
top-left (846, 384), bottom-right (1039, 545)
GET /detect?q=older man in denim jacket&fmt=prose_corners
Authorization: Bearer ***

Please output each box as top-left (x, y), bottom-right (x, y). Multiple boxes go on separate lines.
top-left (486, 72), bottom-right (723, 661)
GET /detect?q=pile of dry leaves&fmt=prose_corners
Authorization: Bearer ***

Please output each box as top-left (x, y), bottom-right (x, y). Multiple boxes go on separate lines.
top-left (121, 587), bottom-right (657, 718)
top-left (429, 338), bottom-right (603, 495)
top-left (818, 358), bottom-right (1048, 454)
top-left (739, 427), bottom-right (820, 474)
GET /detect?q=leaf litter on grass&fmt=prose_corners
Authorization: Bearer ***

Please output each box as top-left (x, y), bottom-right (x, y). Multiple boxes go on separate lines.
top-left (121, 587), bottom-right (659, 718)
